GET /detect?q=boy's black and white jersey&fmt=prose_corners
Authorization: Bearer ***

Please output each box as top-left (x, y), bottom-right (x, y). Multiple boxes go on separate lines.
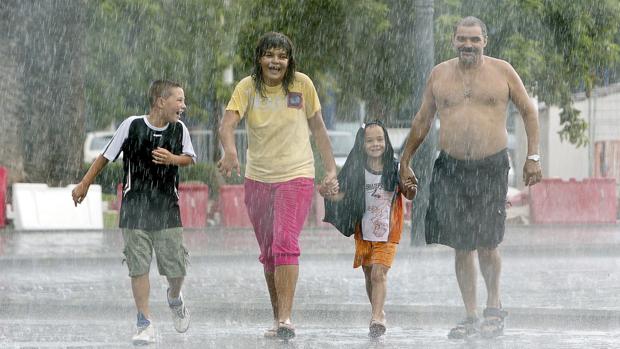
top-left (102, 115), bottom-right (196, 230)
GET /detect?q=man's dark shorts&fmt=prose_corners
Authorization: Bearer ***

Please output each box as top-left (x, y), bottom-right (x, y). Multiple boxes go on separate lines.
top-left (425, 149), bottom-right (509, 251)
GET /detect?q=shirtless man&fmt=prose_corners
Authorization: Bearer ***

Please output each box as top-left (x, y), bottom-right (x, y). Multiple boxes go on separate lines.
top-left (399, 16), bottom-right (542, 339)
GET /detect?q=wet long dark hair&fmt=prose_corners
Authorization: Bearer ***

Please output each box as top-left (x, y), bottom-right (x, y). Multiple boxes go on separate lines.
top-left (324, 120), bottom-right (399, 237)
top-left (338, 120), bottom-right (398, 196)
top-left (252, 32), bottom-right (297, 98)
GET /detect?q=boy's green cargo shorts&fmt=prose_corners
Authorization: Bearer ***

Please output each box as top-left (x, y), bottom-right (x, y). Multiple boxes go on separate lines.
top-left (122, 227), bottom-right (189, 278)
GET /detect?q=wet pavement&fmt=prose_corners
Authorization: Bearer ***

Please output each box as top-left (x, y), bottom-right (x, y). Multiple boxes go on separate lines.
top-left (1, 223), bottom-right (619, 348)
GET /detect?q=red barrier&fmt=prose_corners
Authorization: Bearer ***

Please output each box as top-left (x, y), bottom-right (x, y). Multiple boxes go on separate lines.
top-left (116, 182), bottom-right (210, 228)
top-left (0, 167), bottom-right (7, 228)
top-left (178, 183), bottom-right (209, 228)
top-left (115, 183), bottom-right (123, 211)
top-left (218, 185), bottom-right (252, 228)
top-left (529, 178), bottom-right (617, 224)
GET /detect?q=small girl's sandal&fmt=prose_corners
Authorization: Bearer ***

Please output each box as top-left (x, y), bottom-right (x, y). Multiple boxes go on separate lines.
top-left (369, 319), bottom-right (386, 338)
top-left (277, 321), bottom-right (295, 340)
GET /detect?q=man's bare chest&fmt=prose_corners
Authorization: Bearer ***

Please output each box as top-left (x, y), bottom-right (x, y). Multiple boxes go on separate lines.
top-left (434, 71), bottom-right (509, 109)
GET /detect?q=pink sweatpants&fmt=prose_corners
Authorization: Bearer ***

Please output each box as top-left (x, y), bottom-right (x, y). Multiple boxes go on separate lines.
top-left (244, 177), bottom-right (314, 273)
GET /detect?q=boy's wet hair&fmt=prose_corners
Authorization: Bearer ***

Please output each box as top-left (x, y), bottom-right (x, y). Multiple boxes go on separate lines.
top-left (338, 119), bottom-right (398, 194)
top-left (453, 16), bottom-right (488, 37)
top-left (149, 80), bottom-right (182, 107)
top-left (252, 32), bottom-right (297, 98)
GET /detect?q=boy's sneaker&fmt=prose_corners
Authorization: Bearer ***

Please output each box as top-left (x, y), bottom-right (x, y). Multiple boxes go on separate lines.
top-left (168, 289), bottom-right (190, 333)
top-left (132, 323), bottom-right (155, 345)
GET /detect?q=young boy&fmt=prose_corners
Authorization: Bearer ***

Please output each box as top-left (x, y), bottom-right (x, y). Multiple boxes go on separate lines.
top-left (72, 80), bottom-right (196, 345)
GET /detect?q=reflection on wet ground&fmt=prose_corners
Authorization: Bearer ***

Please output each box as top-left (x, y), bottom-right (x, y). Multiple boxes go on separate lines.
top-left (1, 319), bottom-right (620, 349)
top-left (1, 225), bottom-right (619, 347)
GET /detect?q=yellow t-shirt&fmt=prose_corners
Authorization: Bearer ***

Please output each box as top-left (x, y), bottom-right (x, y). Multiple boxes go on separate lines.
top-left (226, 72), bottom-right (321, 183)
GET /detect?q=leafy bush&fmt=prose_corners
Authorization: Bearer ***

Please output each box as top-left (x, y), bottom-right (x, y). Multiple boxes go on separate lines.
top-left (82, 161), bottom-right (123, 194)
top-left (220, 163), bottom-right (245, 185)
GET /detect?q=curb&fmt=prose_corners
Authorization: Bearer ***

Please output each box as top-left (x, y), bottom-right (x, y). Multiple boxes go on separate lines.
top-left (2, 242), bottom-right (620, 264)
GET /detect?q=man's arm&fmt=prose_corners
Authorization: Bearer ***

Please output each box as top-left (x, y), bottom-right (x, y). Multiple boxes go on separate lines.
top-left (399, 68), bottom-right (438, 186)
top-left (308, 110), bottom-right (339, 195)
top-left (217, 110), bottom-right (241, 177)
top-left (505, 62), bottom-right (542, 186)
top-left (72, 155), bottom-right (109, 206)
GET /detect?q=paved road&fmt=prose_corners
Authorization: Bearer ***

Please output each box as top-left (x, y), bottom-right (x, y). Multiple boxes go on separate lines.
top-left (1, 224), bottom-right (619, 347)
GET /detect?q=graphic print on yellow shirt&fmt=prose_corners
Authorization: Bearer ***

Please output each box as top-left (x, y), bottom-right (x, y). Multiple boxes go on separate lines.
top-left (226, 72), bottom-right (321, 183)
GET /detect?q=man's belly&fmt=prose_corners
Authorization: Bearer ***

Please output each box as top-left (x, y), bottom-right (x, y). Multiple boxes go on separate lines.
top-left (438, 118), bottom-right (508, 160)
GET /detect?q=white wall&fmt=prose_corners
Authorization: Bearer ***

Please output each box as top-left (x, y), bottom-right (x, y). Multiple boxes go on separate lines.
top-left (578, 84), bottom-right (620, 142)
top-left (513, 84), bottom-right (620, 186)
top-left (543, 105), bottom-right (589, 180)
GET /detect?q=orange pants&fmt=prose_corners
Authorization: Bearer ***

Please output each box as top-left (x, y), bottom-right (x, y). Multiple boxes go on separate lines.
top-left (353, 239), bottom-right (397, 268)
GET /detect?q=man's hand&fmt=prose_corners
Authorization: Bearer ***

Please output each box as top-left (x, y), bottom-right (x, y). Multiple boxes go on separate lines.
top-left (71, 182), bottom-right (90, 207)
top-left (217, 153), bottom-right (241, 178)
top-left (523, 160), bottom-right (542, 186)
top-left (400, 166), bottom-right (418, 188)
top-left (400, 166), bottom-right (419, 200)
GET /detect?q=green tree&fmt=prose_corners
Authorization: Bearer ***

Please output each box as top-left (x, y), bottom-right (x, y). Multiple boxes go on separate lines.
top-left (235, 0), bottom-right (417, 125)
top-left (0, 0), bottom-right (88, 185)
top-left (85, 0), bottom-right (241, 135)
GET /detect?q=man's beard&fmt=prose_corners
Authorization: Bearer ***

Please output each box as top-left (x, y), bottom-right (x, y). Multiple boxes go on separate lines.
top-left (458, 47), bottom-right (480, 64)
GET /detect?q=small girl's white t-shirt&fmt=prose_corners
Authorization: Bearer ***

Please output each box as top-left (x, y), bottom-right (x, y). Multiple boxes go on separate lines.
top-left (361, 169), bottom-right (393, 242)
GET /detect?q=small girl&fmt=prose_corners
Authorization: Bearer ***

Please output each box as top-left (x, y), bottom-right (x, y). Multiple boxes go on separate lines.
top-left (320, 120), bottom-right (416, 338)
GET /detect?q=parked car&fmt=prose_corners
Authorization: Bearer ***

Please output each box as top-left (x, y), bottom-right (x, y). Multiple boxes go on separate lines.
top-left (385, 128), bottom-right (410, 159)
top-left (83, 131), bottom-right (115, 163)
top-left (327, 130), bottom-right (355, 167)
top-left (326, 128), bottom-right (411, 167)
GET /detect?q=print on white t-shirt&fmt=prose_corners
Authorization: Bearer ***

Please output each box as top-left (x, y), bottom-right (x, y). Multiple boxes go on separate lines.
top-left (361, 169), bottom-right (393, 242)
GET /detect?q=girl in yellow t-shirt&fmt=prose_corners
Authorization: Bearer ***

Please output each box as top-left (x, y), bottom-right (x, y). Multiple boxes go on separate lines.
top-left (218, 32), bottom-right (339, 340)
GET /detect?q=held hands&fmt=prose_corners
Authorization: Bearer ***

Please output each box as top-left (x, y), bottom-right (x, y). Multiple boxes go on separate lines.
top-left (318, 170), bottom-right (339, 197)
top-left (523, 160), bottom-right (542, 186)
top-left (71, 182), bottom-right (89, 207)
top-left (152, 147), bottom-right (175, 165)
top-left (400, 166), bottom-right (419, 199)
top-left (217, 153), bottom-right (241, 178)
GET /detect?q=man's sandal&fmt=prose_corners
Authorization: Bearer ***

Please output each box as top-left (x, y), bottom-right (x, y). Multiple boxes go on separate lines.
top-left (480, 307), bottom-right (508, 338)
top-left (447, 316), bottom-right (480, 339)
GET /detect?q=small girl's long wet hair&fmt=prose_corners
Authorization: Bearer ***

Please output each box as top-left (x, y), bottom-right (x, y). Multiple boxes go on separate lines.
top-left (338, 120), bottom-right (398, 195)
top-left (252, 32), bottom-right (297, 98)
